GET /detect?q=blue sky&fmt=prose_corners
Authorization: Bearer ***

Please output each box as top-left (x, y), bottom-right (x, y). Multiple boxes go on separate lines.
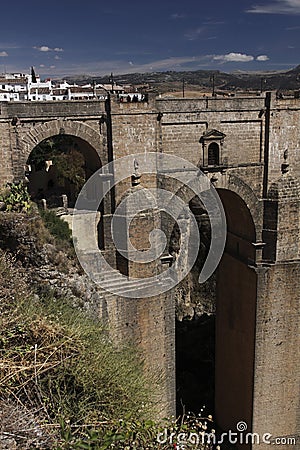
top-left (1, 0), bottom-right (300, 77)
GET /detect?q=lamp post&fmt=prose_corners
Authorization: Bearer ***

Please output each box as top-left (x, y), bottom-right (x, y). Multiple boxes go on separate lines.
top-left (260, 77), bottom-right (266, 94)
top-left (109, 72), bottom-right (114, 94)
top-left (210, 74), bottom-right (215, 97)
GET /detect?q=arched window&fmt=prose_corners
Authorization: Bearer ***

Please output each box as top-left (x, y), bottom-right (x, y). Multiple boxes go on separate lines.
top-left (208, 142), bottom-right (220, 166)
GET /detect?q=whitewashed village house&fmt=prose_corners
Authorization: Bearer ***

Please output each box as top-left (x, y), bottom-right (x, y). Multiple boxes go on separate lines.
top-left (0, 69), bottom-right (128, 101)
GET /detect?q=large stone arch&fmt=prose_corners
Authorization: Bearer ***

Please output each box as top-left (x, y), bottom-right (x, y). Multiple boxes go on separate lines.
top-left (19, 119), bottom-right (105, 166)
top-left (215, 187), bottom-right (258, 448)
top-left (226, 173), bottom-right (263, 239)
top-left (164, 171), bottom-right (260, 446)
top-left (161, 171), bottom-right (262, 250)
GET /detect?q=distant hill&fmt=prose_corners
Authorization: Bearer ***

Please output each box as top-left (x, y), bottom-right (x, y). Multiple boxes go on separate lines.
top-left (62, 65), bottom-right (300, 94)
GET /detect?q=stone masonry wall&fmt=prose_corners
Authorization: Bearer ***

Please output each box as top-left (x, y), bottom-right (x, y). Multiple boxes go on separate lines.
top-left (268, 96), bottom-right (300, 182)
top-left (104, 292), bottom-right (175, 418)
top-left (157, 97), bottom-right (264, 169)
top-left (253, 262), bottom-right (300, 450)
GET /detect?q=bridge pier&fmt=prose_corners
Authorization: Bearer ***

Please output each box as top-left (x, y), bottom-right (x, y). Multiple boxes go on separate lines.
top-left (252, 261), bottom-right (300, 450)
top-left (105, 292), bottom-right (176, 418)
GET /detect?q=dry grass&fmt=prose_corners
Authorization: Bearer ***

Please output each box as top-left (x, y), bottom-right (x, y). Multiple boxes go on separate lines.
top-left (0, 399), bottom-right (53, 449)
top-left (0, 250), bottom-right (156, 448)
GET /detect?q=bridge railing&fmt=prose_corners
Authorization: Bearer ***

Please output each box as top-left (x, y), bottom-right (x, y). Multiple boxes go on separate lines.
top-left (0, 100), bottom-right (107, 118)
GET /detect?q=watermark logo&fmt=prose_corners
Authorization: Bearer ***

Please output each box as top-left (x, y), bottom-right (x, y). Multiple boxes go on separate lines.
top-left (157, 422), bottom-right (298, 447)
top-left (72, 153), bottom-right (226, 298)
top-left (236, 421), bottom-right (248, 432)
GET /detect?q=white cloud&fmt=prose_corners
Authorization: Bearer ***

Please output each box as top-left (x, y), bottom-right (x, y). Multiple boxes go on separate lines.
top-left (39, 64), bottom-right (45, 67)
top-left (184, 27), bottom-right (206, 40)
top-left (286, 25), bottom-right (300, 29)
top-left (202, 20), bottom-right (225, 25)
top-left (36, 45), bottom-right (51, 52)
top-left (171, 13), bottom-right (186, 19)
top-left (213, 52), bottom-right (254, 62)
top-left (257, 54), bottom-right (270, 61)
top-left (0, 51), bottom-right (8, 57)
top-left (21, 52), bottom-right (273, 77)
top-left (34, 45), bottom-right (64, 52)
top-left (0, 43), bottom-right (21, 49)
top-left (247, 0), bottom-right (300, 15)
top-left (54, 55), bottom-right (62, 60)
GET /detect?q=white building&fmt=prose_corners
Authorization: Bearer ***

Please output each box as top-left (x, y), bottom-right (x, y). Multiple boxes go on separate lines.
top-left (28, 87), bottom-right (53, 101)
top-left (27, 71), bottom-right (52, 101)
top-left (0, 70), bottom-right (133, 102)
top-left (0, 89), bottom-right (20, 101)
top-left (0, 73), bottom-right (28, 100)
top-left (52, 87), bottom-right (68, 101)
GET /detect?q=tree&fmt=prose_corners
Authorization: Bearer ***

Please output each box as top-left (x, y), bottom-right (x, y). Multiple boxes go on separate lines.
top-left (28, 135), bottom-right (86, 200)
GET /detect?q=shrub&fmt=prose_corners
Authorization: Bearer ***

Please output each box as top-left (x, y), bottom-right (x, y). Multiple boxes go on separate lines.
top-left (0, 211), bottom-right (52, 266)
top-left (0, 210), bottom-right (75, 270)
top-left (28, 136), bottom-right (86, 200)
top-left (0, 181), bottom-right (31, 212)
top-left (54, 412), bottom-right (216, 449)
top-left (40, 209), bottom-right (72, 244)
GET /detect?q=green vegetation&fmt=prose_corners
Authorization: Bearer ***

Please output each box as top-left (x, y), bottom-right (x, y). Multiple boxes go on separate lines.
top-left (0, 183), bottom-right (74, 262)
top-left (0, 246), bottom-right (215, 449)
top-left (40, 209), bottom-right (72, 244)
top-left (29, 135), bottom-right (86, 197)
top-left (0, 181), bottom-right (31, 212)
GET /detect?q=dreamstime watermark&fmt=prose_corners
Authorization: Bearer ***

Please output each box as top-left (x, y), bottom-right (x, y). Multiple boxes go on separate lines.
top-left (72, 153), bottom-right (226, 298)
top-left (157, 422), bottom-right (298, 447)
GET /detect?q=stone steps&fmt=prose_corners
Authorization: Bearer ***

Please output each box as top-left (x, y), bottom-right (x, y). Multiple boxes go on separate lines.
top-left (95, 270), bottom-right (123, 283)
top-left (95, 270), bottom-right (173, 297)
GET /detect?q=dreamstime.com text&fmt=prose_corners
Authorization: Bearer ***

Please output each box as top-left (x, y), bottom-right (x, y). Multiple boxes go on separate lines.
top-left (157, 422), bottom-right (298, 447)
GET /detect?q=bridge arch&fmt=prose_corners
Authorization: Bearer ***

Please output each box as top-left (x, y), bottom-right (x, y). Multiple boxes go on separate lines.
top-left (20, 119), bottom-right (104, 167)
top-left (172, 179), bottom-right (259, 446)
top-left (165, 172), bottom-right (261, 247)
top-left (225, 173), bottom-right (263, 239)
top-left (214, 188), bottom-right (257, 445)
top-left (23, 121), bottom-right (103, 207)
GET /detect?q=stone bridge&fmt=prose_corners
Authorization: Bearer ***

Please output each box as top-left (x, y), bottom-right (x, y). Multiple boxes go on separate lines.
top-left (0, 93), bottom-right (299, 449)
